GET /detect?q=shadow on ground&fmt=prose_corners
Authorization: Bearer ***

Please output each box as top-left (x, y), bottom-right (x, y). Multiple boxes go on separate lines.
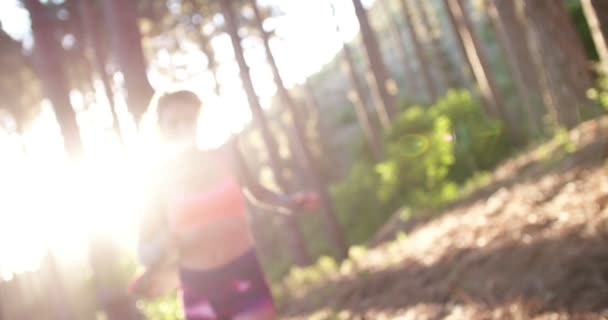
top-left (286, 227), bottom-right (608, 318)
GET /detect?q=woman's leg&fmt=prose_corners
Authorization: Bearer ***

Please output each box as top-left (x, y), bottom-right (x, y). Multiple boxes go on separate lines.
top-left (233, 304), bottom-right (276, 320)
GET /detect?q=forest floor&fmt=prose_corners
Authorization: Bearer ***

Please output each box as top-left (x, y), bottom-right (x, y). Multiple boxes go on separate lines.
top-left (281, 116), bottom-right (608, 319)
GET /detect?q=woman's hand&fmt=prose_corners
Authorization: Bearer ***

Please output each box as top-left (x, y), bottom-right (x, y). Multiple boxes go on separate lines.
top-left (290, 192), bottom-right (321, 212)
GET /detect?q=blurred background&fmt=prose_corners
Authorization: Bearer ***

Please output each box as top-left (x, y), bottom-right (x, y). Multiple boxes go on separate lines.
top-left (0, 0), bottom-right (607, 319)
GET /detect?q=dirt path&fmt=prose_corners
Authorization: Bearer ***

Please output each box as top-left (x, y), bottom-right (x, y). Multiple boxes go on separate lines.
top-left (282, 117), bottom-right (608, 319)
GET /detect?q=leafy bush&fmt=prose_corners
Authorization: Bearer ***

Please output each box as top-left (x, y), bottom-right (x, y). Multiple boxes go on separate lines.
top-left (377, 106), bottom-right (456, 207)
top-left (139, 292), bottom-right (184, 320)
top-left (435, 90), bottom-right (509, 182)
top-left (588, 76), bottom-right (608, 109)
top-left (331, 89), bottom-right (513, 246)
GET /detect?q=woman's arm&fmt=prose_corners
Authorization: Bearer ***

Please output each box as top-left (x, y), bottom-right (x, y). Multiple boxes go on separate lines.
top-left (226, 135), bottom-right (318, 215)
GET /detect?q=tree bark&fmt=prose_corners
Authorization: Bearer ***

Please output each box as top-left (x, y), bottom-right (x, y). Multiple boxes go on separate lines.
top-left (79, 0), bottom-right (122, 140)
top-left (221, 0), bottom-right (317, 265)
top-left (581, 0), bottom-right (608, 69)
top-left (415, 0), bottom-right (453, 94)
top-left (249, 0), bottom-right (348, 260)
top-left (486, 0), bottom-right (540, 137)
top-left (330, 3), bottom-right (384, 161)
top-left (493, 0), bottom-right (545, 132)
top-left (24, 0), bottom-right (83, 158)
top-left (351, 0), bottom-right (397, 128)
top-left (516, 0), bottom-right (592, 128)
top-left (443, 0), bottom-right (515, 138)
top-left (344, 44), bottom-right (385, 161)
top-left (378, 0), bottom-right (416, 98)
top-left (399, 0), bottom-right (438, 103)
top-left (101, 0), bottom-right (154, 123)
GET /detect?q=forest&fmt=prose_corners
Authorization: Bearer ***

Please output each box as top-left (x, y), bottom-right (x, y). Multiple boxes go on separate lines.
top-left (0, 0), bottom-right (608, 319)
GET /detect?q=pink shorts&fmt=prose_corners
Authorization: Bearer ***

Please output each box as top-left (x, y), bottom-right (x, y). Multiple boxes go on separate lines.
top-left (179, 250), bottom-right (274, 319)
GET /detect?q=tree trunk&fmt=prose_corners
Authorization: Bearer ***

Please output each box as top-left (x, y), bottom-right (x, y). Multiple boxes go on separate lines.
top-left (378, 0), bottom-right (416, 98)
top-left (415, 0), bottom-right (453, 94)
top-left (330, 3), bottom-right (384, 161)
top-left (198, 31), bottom-right (222, 96)
top-left (101, 0), bottom-right (154, 123)
top-left (302, 80), bottom-right (332, 161)
top-left (24, 0), bottom-right (83, 158)
top-left (492, 0), bottom-right (545, 134)
top-left (303, 80), bottom-right (322, 122)
top-left (485, 0), bottom-right (539, 137)
top-left (443, 0), bottom-right (515, 137)
top-left (221, 0), bottom-right (316, 265)
top-left (516, 0), bottom-right (592, 128)
top-left (420, 1), bottom-right (469, 89)
top-left (399, 0), bottom-right (439, 103)
top-left (249, 0), bottom-right (348, 260)
top-left (581, 0), bottom-right (608, 69)
top-left (79, 0), bottom-right (122, 140)
top-left (344, 44), bottom-right (385, 161)
top-left (351, 0), bottom-right (397, 128)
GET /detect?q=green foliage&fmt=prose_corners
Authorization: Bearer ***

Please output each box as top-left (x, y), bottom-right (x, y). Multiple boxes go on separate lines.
top-left (378, 105), bottom-right (456, 206)
top-left (436, 90), bottom-right (509, 182)
top-left (331, 89), bottom-right (513, 247)
top-left (139, 291), bottom-right (184, 320)
top-left (588, 76), bottom-right (608, 110)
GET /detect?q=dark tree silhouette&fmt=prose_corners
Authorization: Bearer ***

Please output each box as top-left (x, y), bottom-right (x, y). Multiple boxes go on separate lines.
top-left (485, 0), bottom-right (540, 137)
top-left (331, 3), bottom-right (384, 161)
top-left (443, 0), bottom-right (517, 141)
top-left (414, 0), bottom-right (450, 94)
top-left (79, 0), bottom-right (122, 140)
top-left (351, 0), bottom-right (397, 128)
top-left (378, 0), bottom-right (416, 98)
top-left (581, 0), bottom-right (608, 68)
top-left (24, 0), bottom-right (83, 157)
top-left (400, 0), bottom-right (438, 102)
top-left (101, 0), bottom-right (154, 123)
top-left (515, 0), bottom-right (593, 128)
top-left (221, 0), bottom-right (315, 265)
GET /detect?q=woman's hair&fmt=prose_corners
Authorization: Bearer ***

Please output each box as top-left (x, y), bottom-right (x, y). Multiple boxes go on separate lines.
top-left (156, 90), bottom-right (202, 116)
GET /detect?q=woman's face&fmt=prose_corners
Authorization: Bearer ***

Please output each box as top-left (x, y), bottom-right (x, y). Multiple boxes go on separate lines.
top-left (158, 102), bottom-right (200, 145)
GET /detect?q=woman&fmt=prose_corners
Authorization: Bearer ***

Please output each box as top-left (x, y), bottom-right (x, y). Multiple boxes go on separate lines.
top-left (131, 91), bottom-right (319, 319)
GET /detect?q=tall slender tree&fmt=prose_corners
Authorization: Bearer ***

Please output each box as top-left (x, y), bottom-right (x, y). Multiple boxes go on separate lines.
top-left (101, 0), bottom-right (154, 123)
top-left (415, 0), bottom-right (451, 94)
top-left (423, 1), bottom-right (470, 90)
top-left (79, 0), bottom-right (122, 140)
top-left (491, 0), bottom-right (544, 134)
top-left (220, 0), bottom-right (316, 265)
top-left (581, 0), bottom-right (608, 69)
top-left (378, 0), bottom-right (416, 98)
top-left (249, 0), bottom-right (349, 260)
top-left (0, 24), bottom-right (40, 136)
top-left (399, 0), bottom-right (438, 102)
top-left (485, 0), bottom-right (539, 137)
top-left (443, 0), bottom-right (514, 137)
top-left (331, 3), bottom-right (384, 161)
top-left (516, 0), bottom-right (592, 128)
top-left (24, 0), bottom-right (83, 157)
top-left (351, 0), bottom-right (397, 128)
